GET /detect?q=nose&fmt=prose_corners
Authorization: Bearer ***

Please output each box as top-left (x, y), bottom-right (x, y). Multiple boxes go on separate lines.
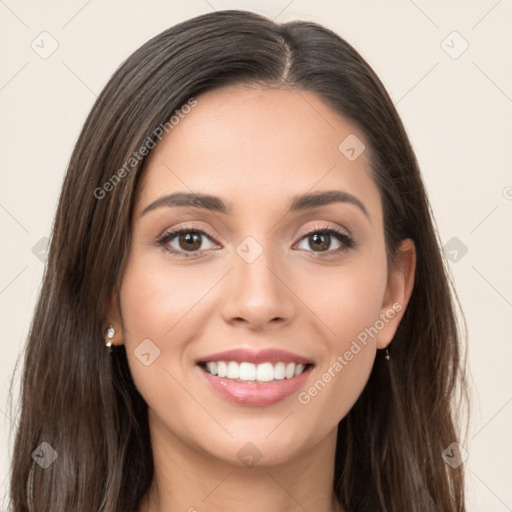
top-left (221, 245), bottom-right (296, 331)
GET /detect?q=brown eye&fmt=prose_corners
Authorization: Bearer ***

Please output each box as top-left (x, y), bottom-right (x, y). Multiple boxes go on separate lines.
top-left (177, 231), bottom-right (203, 251)
top-left (157, 228), bottom-right (219, 257)
top-left (295, 226), bottom-right (355, 255)
top-left (307, 232), bottom-right (332, 251)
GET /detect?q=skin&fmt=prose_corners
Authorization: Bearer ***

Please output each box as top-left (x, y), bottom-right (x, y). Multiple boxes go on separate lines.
top-left (106, 84), bottom-right (416, 512)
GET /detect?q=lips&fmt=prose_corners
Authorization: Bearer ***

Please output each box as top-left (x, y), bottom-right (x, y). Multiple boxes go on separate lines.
top-left (196, 347), bottom-right (315, 406)
top-left (196, 347), bottom-right (313, 366)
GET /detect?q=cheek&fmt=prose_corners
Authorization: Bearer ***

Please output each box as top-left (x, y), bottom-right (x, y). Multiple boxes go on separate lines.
top-left (301, 256), bottom-right (388, 348)
top-left (116, 254), bottom-right (201, 400)
top-left (296, 254), bottom-right (387, 415)
top-left (119, 254), bottom-right (218, 339)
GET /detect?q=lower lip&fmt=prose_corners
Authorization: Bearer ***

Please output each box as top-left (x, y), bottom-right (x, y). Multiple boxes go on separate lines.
top-left (198, 364), bottom-right (314, 407)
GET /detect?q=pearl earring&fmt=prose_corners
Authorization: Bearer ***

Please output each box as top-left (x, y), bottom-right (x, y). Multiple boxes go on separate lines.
top-left (105, 325), bottom-right (116, 349)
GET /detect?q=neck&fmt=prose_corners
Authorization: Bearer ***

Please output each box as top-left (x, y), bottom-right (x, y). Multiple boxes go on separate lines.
top-left (139, 413), bottom-right (343, 512)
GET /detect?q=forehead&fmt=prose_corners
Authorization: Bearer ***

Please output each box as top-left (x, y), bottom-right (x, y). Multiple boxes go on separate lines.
top-left (135, 85), bottom-right (381, 221)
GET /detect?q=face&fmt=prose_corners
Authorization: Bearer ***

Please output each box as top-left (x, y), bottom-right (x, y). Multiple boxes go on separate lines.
top-left (109, 85), bottom-right (415, 467)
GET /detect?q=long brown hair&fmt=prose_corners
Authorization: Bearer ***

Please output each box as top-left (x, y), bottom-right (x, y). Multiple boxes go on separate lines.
top-left (9, 9), bottom-right (468, 511)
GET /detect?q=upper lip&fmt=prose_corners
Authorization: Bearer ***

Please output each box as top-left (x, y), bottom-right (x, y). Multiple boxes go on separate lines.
top-left (196, 348), bottom-right (314, 365)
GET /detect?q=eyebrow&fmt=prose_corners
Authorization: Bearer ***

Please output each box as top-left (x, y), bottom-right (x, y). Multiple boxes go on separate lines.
top-left (141, 190), bottom-right (369, 220)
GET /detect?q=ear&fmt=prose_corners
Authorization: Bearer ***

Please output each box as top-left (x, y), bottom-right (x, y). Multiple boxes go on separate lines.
top-left (376, 238), bottom-right (416, 349)
top-left (104, 289), bottom-right (124, 347)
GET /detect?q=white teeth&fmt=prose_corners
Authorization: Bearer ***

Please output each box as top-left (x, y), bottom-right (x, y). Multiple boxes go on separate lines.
top-left (256, 362), bottom-right (274, 382)
top-left (205, 362), bottom-right (217, 375)
top-left (216, 361), bottom-right (227, 377)
top-left (202, 360), bottom-right (310, 381)
top-left (294, 364), bottom-right (305, 377)
top-left (239, 362), bottom-right (256, 380)
top-left (274, 362), bottom-right (285, 380)
top-left (227, 361), bottom-right (239, 379)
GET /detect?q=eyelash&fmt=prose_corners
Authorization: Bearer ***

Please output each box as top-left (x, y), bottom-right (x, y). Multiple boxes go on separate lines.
top-left (156, 224), bottom-right (356, 259)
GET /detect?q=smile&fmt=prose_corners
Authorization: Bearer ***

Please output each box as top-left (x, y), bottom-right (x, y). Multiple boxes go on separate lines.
top-left (199, 360), bottom-right (312, 383)
top-left (196, 347), bottom-right (315, 407)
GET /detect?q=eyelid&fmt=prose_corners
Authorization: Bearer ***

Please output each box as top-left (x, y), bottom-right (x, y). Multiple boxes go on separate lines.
top-left (295, 222), bottom-right (352, 241)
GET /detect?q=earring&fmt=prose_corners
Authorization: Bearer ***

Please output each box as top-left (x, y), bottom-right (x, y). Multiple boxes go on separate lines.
top-left (385, 348), bottom-right (390, 361)
top-left (105, 325), bottom-right (116, 350)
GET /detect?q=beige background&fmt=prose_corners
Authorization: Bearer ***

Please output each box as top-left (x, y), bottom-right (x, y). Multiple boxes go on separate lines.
top-left (1, 1), bottom-right (511, 510)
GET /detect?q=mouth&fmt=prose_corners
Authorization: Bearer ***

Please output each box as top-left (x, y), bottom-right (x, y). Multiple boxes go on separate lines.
top-left (197, 360), bottom-right (315, 384)
top-left (195, 348), bottom-right (315, 406)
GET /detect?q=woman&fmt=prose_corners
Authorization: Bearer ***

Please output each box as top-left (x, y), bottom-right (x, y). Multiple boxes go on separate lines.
top-left (9, 9), bottom-right (468, 512)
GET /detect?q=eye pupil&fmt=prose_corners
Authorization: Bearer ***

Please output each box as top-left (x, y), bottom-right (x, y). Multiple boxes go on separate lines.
top-left (310, 233), bottom-right (330, 251)
top-left (180, 232), bottom-right (202, 251)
